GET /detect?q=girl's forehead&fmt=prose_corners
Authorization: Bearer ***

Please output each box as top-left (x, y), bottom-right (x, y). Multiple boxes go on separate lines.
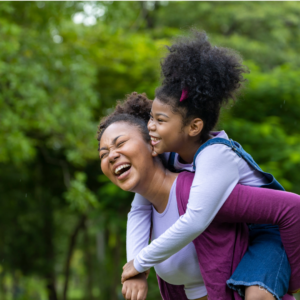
top-left (152, 98), bottom-right (172, 112)
top-left (153, 98), bottom-right (183, 120)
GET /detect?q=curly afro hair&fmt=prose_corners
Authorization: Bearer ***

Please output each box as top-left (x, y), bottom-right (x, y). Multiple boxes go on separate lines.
top-left (97, 92), bottom-right (152, 149)
top-left (156, 30), bottom-right (248, 142)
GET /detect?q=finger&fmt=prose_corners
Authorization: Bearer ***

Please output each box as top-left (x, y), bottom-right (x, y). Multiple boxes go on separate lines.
top-left (122, 270), bottom-right (130, 283)
top-left (123, 262), bottom-right (128, 270)
top-left (122, 285), bottom-right (127, 299)
top-left (137, 288), bottom-right (147, 300)
top-left (131, 288), bottom-right (138, 300)
top-left (121, 273), bottom-right (129, 284)
top-left (125, 288), bottom-right (132, 300)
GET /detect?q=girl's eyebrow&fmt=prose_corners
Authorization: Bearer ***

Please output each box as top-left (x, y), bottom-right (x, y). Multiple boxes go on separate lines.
top-left (99, 135), bottom-right (124, 152)
top-left (155, 113), bottom-right (169, 118)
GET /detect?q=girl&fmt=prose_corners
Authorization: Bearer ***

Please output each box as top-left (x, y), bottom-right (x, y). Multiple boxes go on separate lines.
top-left (97, 95), bottom-right (300, 300)
top-left (121, 31), bottom-right (300, 300)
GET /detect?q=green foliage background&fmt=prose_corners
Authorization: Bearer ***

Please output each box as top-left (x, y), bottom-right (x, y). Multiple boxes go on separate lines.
top-left (0, 2), bottom-right (299, 300)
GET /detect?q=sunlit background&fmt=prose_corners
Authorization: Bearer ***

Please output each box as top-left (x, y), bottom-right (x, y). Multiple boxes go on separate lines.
top-left (0, 1), bottom-right (300, 300)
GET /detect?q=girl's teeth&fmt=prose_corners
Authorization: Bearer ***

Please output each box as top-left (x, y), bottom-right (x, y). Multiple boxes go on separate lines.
top-left (151, 137), bottom-right (160, 141)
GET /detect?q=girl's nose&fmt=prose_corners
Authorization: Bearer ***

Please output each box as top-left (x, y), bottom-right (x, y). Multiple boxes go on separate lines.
top-left (147, 119), bottom-right (156, 132)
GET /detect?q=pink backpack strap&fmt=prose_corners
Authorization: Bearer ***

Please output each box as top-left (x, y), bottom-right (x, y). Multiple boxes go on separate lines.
top-left (156, 275), bottom-right (188, 300)
top-left (176, 172), bottom-right (194, 215)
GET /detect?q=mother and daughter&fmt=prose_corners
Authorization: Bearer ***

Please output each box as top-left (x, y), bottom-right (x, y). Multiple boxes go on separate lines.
top-left (97, 31), bottom-right (300, 300)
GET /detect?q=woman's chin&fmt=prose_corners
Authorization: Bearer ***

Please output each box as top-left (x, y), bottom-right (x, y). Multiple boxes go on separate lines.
top-left (117, 180), bottom-right (137, 192)
top-left (115, 172), bottom-right (139, 192)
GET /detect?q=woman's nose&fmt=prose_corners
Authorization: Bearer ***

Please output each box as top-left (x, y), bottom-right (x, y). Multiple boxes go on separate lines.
top-left (108, 149), bottom-right (120, 162)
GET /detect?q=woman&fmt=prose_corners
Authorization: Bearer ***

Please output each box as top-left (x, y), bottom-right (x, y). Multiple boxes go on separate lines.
top-left (97, 94), bottom-right (300, 300)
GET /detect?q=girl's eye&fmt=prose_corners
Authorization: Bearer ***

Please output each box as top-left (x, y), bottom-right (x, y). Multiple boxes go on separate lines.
top-left (158, 119), bottom-right (164, 122)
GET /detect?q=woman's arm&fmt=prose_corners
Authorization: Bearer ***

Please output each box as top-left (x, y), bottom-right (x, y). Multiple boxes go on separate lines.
top-left (126, 152), bottom-right (171, 262)
top-left (126, 193), bottom-right (152, 262)
top-left (133, 145), bottom-right (240, 273)
top-left (217, 184), bottom-right (300, 293)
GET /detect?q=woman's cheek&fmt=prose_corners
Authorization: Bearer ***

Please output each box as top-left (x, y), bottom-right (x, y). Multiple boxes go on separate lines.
top-left (101, 160), bottom-right (109, 177)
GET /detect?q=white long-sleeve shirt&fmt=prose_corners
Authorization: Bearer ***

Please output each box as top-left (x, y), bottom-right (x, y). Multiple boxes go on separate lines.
top-left (126, 131), bottom-right (268, 272)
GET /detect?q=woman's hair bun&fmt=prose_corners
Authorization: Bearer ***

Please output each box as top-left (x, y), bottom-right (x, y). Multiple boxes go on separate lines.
top-left (97, 92), bottom-right (152, 146)
top-left (113, 92), bottom-right (152, 124)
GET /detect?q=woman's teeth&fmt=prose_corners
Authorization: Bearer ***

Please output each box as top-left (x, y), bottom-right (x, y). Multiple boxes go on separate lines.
top-left (115, 164), bottom-right (131, 175)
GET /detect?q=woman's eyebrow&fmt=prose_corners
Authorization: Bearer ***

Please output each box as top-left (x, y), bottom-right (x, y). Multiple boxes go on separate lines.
top-left (99, 135), bottom-right (124, 152)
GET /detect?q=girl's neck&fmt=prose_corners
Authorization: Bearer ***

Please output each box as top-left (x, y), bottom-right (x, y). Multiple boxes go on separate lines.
top-left (177, 137), bottom-right (205, 164)
top-left (135, 160), bottom-right (178, 213)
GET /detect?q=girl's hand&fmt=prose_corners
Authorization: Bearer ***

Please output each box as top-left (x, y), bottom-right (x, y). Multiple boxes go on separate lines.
top-left (122, 273), bottom-right (148, 300)
top-left (121, 259), bottom-right (140, 283)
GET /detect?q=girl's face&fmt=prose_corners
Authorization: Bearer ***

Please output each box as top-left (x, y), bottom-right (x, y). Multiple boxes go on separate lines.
top-left (148, 98), bottom-right (190, 155)
top-left (99, 122), bottom-right (153, 192)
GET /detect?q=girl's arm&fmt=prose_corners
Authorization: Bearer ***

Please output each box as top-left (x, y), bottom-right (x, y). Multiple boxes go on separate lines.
top-left (133, 145), bottom-right (240, 273)
top-left (126, 193), bottom-right (152, 262)
top-left (217, 184), bottom-right (300, 293)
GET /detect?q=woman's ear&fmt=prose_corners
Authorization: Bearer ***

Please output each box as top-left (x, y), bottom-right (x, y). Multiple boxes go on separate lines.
top-left (188, 118), bottom-right (203, 137)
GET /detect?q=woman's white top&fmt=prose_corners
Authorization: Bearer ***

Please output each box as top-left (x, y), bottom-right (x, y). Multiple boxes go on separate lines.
top-left (126, 131), bottom-right (268, 273)
top-left (152, 178), bottom-right (207, 299)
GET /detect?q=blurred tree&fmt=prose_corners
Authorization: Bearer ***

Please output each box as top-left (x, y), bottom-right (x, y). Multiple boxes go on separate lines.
top-left (0, 2), bottom-right (99, 300)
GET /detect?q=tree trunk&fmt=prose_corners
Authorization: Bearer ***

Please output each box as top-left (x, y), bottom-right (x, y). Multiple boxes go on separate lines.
top-left (36, 159), bottom-right (58, 300)
top-left (109, 231), bottom-right (121, 300)
top-left (140, 1), bottom-right (159, 29)
top-left (62, 214), bottom-right (86, 300)
top-left (83, 222), bottom-right (94, 300)
top-left (45, 274), bottom-right (58, 300)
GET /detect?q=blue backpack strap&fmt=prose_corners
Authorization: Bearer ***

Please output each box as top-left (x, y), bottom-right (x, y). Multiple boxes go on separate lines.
top-left (193, 137), bottom-right (284, 191)
top-left (193, 138), bottom-right (241, 170)
top-left (167, 152), bottom-right (185, 173)
top-left (167, 152), bottom-right (176, 169)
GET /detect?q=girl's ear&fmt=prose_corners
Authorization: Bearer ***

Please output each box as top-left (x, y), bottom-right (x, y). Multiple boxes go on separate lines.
top-left (188, 118), bottom-right (203, 137)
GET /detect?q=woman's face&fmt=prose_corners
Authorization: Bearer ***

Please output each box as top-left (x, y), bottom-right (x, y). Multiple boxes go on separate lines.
top-left (148, 98), bottom-right (189, 155)
top-left (99, 122), bottom-right (153, 192)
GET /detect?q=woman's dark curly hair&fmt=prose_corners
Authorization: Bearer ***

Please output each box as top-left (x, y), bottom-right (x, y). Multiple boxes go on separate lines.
top-left (156, 30), bottom-right (248, 142)
top-left (97, 92), bottom-right (152, 149)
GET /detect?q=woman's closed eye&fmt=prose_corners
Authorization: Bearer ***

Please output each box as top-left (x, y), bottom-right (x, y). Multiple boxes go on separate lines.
top-left (100, 152), bottom-right (108, 159)
top-left (116, 140), bottom-right (127, 148)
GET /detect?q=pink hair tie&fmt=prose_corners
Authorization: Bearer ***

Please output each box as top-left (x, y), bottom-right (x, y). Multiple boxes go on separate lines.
top-left (180, 88), bottom-right (189, 102)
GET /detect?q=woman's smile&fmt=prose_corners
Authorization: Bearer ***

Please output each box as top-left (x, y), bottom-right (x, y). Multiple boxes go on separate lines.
top-left (113, 162), bottom-right (132, 180)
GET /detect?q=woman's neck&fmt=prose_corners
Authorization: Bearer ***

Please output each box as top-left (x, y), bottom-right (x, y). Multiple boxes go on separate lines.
top-left (135, 160), bottom-right (178, 213)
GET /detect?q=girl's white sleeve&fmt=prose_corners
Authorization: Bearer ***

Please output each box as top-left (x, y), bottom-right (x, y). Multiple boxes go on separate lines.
top-left (126, 193), bottom-right (152, 262)
top-left (134, 145), bottom-right (240, 272)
